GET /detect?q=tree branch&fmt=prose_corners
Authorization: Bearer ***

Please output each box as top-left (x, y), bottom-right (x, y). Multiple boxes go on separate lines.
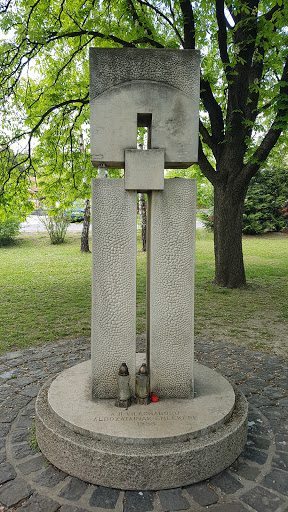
top-left (131, 37), bottom-right (164, 48)
top-left (179, 0), bottom-right (195, 49)
top-left (200, 77), bottom-right (225, 156)
top-left (198, 138), bottom-right (218, 185)
top-left (242, 55), bottom-right (288, 183)
top-left (135, 0), bottom-right (184, 46)
top-left (216, 0), bottom-right (230, 71)
top-left (199, 120), bottom-right (218, 159)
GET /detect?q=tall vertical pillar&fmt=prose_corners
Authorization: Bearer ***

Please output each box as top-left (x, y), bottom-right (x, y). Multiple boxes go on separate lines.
top-left (91, 179), bottom-right (137, 399)
top-left (148, 178), bottom-right (197, 398)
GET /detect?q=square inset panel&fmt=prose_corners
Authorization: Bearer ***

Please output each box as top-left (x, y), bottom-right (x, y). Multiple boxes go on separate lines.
top-left (125, 149), bottom-right (164, 191)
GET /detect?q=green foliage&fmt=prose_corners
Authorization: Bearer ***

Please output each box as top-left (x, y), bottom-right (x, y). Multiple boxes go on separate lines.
top-left (242, 165), bottom-right (288, 234)
top-left (0, 216), bottom-right (21, 246)
top-left (29, 423), bottom-right (40, 452)
top-left (40, 210), bottom-right (71, 244)
top-left (165, 166), bottom-right (213, 208)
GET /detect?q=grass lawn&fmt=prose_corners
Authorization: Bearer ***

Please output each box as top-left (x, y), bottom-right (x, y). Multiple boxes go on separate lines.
top-left (0, 230), bottom-right (287, 356)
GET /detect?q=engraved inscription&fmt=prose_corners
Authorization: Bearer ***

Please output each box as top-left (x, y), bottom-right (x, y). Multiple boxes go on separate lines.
top-left (93, 410), bottom-right (195, 427)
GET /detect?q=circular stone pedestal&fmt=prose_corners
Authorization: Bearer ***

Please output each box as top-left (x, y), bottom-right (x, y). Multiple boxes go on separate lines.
top-left (35, 361), bottom-right (248, 490)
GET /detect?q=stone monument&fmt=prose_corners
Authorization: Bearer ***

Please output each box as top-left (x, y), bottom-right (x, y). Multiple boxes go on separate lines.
top-left (35, 48), bottom-right (248, 490)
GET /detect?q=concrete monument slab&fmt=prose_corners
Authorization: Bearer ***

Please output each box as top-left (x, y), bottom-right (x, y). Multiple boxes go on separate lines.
top-left (124, 149), bottom-right (164, 191)
top-left (89, 48), bottom-right (200, 168)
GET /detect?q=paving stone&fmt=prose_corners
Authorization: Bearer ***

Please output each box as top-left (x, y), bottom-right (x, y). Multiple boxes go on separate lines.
top-left (11, 442), bottom-right (38, 460)
top-left (0, 461), bottom-right (16, 484)
top-left (20, 385), bottom-right (41, 398)
top-left (0, 438), bottom-right (5, 450)
top-left (7, 377), bottom-right (35, 388)
top-left (242, 445), bottom-right (268, 465)
top-left (16, 414), bottom-right (34, 429)
top-left (248, 395), bottom-right (273, 407)
top-left (58, 476), bottom-right (89, 500)
top-left (30, 369), bottom-right (49, 379)
top-left (0, 423), bottom-right (10, 437)
top-left (241, 485), bottom-right (285, 512)
top-left (185, 482), bottom-right (219, 506)
top-left (209, 471), bottom-right (243, 494)
top-left (17, 454), bottom-right (46, 475)
top-left (261, 469), bottom-right (288, 496)
top-left (230, 460), bottom-right (261, 481)
top-left (278, 398), bottom-right (288, 408)
top-left (89, 486), bottom-right (120, 508)
top-left (4, 395), bottom-right (32, 409)
top-left (259, 405), bottom-right (286, 420)
top-left (60, 506), bottom-right (88, 512)
top-left (158, 488), bottom-right (190, 511)
top-left (0, 477), bottom-right (33, 507)
top-left (35, 466), bottom-right (68, 487)
top-left (207, 503), bottom-right (248, 512)
top-left (275, 433), bottom-right (288, 452)
top-left (0, 449), bottom-right (6, 464)
top-left (124, 490), bottom-right (154, 512)
top-left (5, 351), bottom-right (23, 360)
top-left (247, 434), bottom-right (270, 450)
top-left (15, 492), bottom-right (60, 512)
top-left (0, 408), bottom-right (18, 422)
top-left (0, 388), bottom-right (12, 401)
top-left (11, 426), bottom-right (31, 443)
top-left (272, 451), bottom-right (288, 471)
top-left (265, 388), bottom-right (287, 399)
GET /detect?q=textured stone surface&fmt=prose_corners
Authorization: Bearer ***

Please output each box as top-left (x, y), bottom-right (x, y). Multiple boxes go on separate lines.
top-left (58, 477), bottom-right (89, 500)
top-left (209, 471), bottom-right (243, 494)
top-left (185, 482), bottom-right (219, 506)
top-left (35, 466), bottom-right (67, 487)
top-left (11, 442), bottom-right (38, 460)
top-left (208, 503), bottom-right (248, 512)
top-left (16, 492), bottom-right (60, 512)
top-left (17, 454), bottom-right (46, 475)
top-left (89, 48), bottom-right (200, 168)
top-left (148, 179), bottom-right (196, 398)
top-left (158, 488), bottom-right (190, 511)
top-left (91, 179), bottom-right (137, 398)
top-left (0, 461), bottom-right (16, 484)
top-left (261, 469), bottom-right (288, 495)
top-left (35, 370), bottom-right (247, 490)
top-left (47, 361), bottom-right (235, 442)
top-left (124, 491), bottom-right (154, 512)
top-left (1, 337), bottom-right (288, 511)
top-left (0, 477), bottom-right (33, 507)
top-left (89, 486), bottom-right (120, 508)
top-left (241, 485), bottom-right (285, 512)
top-left (124, 149), bottom-right (164, 191)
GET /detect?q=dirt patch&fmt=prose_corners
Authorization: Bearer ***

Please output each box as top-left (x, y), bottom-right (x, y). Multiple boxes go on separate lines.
top-left (197, 310), bottom-right (288, 358)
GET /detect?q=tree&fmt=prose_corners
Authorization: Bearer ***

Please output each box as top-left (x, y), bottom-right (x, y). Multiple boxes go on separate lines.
top-left (0, 0), bottom-right (287, 287)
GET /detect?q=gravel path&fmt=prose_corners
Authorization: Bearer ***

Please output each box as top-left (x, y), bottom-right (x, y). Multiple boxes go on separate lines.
top-left (0, 337), bottom-right (287, 512)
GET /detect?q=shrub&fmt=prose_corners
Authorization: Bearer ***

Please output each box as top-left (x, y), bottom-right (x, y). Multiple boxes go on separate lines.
top-left (200, 165), bottom-right (288, 235)
top-left (242, 166), bottom-right (288, 235)
top-left (0, 216), bottom-right (21, 246)
top-left (40, 210), bottom-right (70, 244)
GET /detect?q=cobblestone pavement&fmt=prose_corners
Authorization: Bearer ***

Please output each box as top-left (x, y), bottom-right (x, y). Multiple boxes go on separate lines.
top-left (0, 337), bottom-right (287, 512)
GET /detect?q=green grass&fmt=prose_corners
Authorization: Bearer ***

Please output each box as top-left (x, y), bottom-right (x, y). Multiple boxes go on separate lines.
top-left (0, 230), bottom-right (287, 356)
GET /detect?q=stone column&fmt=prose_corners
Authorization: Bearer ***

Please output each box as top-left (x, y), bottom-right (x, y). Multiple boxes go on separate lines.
top-left (147, 178), bottom-right (196, 398)
top-left (91, 179), bottom-right (137, 399)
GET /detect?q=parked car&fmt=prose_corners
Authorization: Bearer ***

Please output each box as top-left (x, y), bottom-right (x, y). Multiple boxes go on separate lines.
top-left (65, 207), bottom-right (85, 222)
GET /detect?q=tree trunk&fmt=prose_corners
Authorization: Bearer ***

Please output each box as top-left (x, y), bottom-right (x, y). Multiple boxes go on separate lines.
top-left (80, 198), bottom-right (91, 253)
top-left (139, 193), bottom-right (147, 252)
top-left (213, 183), bottom-right (246, 288)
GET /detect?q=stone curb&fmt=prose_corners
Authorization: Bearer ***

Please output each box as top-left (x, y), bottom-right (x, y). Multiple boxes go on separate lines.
top-left (0, 337), bottom-right (287, 512)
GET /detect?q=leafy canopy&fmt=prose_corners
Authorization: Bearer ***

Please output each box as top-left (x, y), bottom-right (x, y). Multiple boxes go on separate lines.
top-left (0, 0), bottom-right (287, 209)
